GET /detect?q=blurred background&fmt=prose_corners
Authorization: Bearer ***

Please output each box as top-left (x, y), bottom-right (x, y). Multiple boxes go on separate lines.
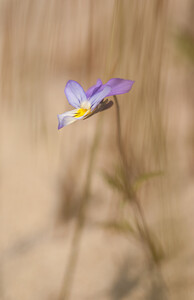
top-left (0, 0), bottom-right (194, 299)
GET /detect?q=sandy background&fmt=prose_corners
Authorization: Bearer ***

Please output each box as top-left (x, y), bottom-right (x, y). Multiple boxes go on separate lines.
top-left (0, 0), bottom-right (194, 299)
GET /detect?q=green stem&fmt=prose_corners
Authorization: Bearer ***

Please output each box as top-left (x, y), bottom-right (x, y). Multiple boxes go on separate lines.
top-left (113, 95), bottom-right (159, 264)
top-left (114, 96), bottom-right (168, 297)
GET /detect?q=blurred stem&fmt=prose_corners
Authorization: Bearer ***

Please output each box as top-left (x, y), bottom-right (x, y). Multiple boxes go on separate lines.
top-left (58, 118), bottom-right (102, 300)
top-left (114, 94), bottom-right (128, 167)
top-left (113, 95), bottom-right (160, 265)
top-left (114, 96), bottom-right (168, 297)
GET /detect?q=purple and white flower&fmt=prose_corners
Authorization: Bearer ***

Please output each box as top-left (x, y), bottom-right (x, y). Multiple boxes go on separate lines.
top-left (57, 78), bottom-right (134, 129)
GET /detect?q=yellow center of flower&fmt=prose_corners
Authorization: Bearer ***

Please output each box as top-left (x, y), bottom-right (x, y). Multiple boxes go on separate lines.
top-left (74, 108), bottom-right (88, 118)
top-left (74, 101), bottom-right (91, 118)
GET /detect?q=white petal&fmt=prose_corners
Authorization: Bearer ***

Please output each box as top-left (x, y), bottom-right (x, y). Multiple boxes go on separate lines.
top-left (57, 109), bottom-right (78, 129)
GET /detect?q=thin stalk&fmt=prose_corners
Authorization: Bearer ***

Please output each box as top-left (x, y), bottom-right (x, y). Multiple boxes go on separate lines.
top-left (113, 95), bottom-right (159, 264)
top-left (113, 95), bottom-right (168, 296)
top-left (114, 95), bottom-right (127, 166)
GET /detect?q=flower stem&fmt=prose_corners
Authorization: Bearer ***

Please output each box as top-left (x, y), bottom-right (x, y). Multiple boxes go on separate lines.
top-left (113, 96), bottom-right (169, 297)
top-left (113, 95), bottom-right (160, 264)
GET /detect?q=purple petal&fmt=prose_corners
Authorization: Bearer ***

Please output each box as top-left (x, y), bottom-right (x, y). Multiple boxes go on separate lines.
top-left (65, 80), bottom-right (87, 108)
top-left (104, 78), bottom-right (135, 97)
top-left (89, 86), bottom-right (111, 110)
top-left (86, 79), bottom-right (103, 98)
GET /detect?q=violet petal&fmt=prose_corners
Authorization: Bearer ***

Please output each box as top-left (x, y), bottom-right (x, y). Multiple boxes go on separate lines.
top-left (89, 86), bottom-right (111, 110)
top-left (65, 80), bottom-right (87, 108)
top-left (86, 79), bottom-right (103, 98)
top-left (104, 78), bottom-right (135, 97)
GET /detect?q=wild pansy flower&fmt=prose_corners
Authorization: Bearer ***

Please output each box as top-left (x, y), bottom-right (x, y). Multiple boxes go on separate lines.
top-left (57, 78), bottom-right (134, 129)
